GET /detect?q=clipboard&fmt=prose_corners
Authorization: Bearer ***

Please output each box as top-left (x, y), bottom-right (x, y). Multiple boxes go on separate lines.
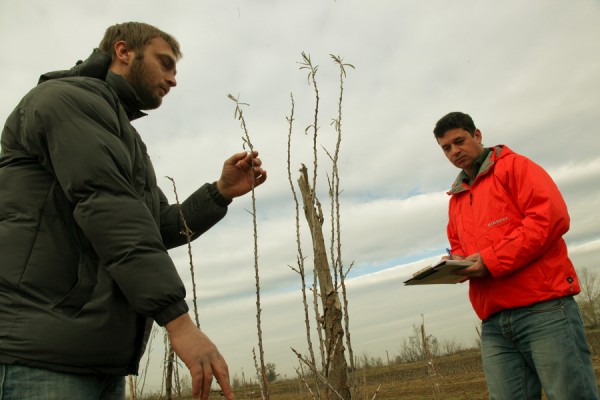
top-left (403, 260), bottom-right (473, 285)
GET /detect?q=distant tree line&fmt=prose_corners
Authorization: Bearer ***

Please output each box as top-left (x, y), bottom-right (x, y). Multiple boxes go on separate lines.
top-left (577, 267), bottom-right (600, 329)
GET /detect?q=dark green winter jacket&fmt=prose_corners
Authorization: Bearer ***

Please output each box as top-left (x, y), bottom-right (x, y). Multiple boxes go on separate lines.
top-left (0, 49), bottom-right (229, 375)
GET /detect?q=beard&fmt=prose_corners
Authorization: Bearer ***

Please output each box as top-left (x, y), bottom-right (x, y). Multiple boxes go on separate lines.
top-left (128, 55), bottom-right (162, 110)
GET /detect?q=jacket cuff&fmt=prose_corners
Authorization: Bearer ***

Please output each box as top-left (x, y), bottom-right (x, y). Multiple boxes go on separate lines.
top-left (207, 182), bottom-right (232, 207)
top-left (480, 247), bottom-right (499, 278)
top-left (153, 300), bottom-right (189, 326)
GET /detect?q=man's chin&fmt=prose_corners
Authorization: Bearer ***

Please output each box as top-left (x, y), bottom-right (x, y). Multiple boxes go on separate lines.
top-left (453, 158), bottom-right (468, 169)
top-left (141, 97), bottom-right (162, 110)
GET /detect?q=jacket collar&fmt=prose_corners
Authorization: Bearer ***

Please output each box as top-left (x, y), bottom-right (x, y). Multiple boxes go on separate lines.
top-left (105, 72), bottom-right (147, 121)
top-left (448, 145), bottom-right (509, 195)
top-left (38, 48), bottom-right (147, 121)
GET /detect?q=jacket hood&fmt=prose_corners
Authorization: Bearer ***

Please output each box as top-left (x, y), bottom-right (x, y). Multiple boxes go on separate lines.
top-left (38, 48), bottom-right (112, 84)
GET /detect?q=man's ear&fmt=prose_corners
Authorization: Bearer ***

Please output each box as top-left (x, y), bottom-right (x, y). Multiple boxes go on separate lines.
top-left (109, 40), bottom-right (135, 74)
top-left (114, 41), bottom-right (134, 64)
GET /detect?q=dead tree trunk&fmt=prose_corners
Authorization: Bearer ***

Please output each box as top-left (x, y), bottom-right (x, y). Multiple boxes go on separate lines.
top-left (165, 343), bottom-right (174, 400)
top-left (298, 164), bottom-right (351, 400)
top-left (128, 375), bottom-right (135, 400)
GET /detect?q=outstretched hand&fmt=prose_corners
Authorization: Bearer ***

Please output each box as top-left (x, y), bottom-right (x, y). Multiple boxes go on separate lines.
top-left (216, 151), bottom-right (267, 200)
top-left (165, 314), bottom-right (234, 400)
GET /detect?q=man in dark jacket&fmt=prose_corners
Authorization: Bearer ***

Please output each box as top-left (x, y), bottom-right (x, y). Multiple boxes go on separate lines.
top-left (0, 22), bottom-right (266, 400)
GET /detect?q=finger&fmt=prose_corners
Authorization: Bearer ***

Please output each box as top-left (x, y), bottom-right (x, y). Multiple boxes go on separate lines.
top-left (254, 170), bottom-right (267, 186)
top-left (236, 154), bottom-right (258, 170)
top-left (236, 159), bottom-right (252, 170)
top-left (213, 365), bottom-right (234, 399)
top-left (226, 151), bottom-right (250, 165)
top-left (191, 370), bottom-right (201, 398)
top-left (252, 166), bottom-right (266, 175)
top-left (201, 364), bottom-right (214, 400)
top-left (242, 153), bottom-right (262, 168)
top-left (250, 156), bottom-right (262, 167)
top-left (455, 266), bottom-right (474, 276)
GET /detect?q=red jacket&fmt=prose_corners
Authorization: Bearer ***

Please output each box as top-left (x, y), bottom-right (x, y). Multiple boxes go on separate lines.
top-left (447, 145), bottom-right (579, 320)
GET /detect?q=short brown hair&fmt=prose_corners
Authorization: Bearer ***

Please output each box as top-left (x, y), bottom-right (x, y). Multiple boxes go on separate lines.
top-left (99, 22), bottom-right (182, 60)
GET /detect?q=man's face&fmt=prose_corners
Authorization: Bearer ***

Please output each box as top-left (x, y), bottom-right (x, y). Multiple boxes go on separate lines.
top-left (436, 128), bottom-right (484, 176)
top-left (126, 37), bottom-right (177, 110)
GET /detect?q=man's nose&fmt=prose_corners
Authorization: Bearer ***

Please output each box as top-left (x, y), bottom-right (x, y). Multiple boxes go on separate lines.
top-left (167, 73), bottom-right (177, 87)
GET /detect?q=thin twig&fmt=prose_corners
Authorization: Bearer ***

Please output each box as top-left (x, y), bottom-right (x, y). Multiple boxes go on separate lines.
top-left (421, 315), bottom-right (443, 399)
top-left (298, 52), bottom-right (327, 374)
top-left (371, 384), bottom-right (382, 400)
top-left (286, 93), bottom-right (322, 396)
top-left (298, 52), bottom-right (320, 219)
top-left (295, 363), bottom-right (317, 400)
top-left (227, 93), bottom-right (269, 399)
top-left (291, 348), bottom-right (345, 400)
top-left (330, 54), bottom-right (356, 372)
top-left (165, 176), bottom-right (199, 327)
top-left (252, 348), bottom-right (266, 400)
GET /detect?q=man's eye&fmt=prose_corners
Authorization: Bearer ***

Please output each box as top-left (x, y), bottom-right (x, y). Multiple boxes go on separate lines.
top-left (160, 58), bottom-right (174, 70)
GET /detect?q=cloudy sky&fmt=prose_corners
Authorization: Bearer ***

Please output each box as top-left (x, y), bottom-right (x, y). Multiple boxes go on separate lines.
top-left (2, 0), bottom-right (600, 392)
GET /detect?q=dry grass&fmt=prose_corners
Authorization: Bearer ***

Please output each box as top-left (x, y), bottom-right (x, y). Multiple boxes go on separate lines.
top-left (230, 349), bottom-right (487, 400)
top-left (224, 329), bottom-right (600, 400)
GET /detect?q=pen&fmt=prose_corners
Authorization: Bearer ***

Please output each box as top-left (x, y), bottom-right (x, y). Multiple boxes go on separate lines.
top-left (446, 248), bottom-right (453, 260)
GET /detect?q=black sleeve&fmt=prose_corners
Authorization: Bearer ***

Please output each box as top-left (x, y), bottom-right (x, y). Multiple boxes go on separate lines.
top-left (159, 182), bottom-right (230, 249)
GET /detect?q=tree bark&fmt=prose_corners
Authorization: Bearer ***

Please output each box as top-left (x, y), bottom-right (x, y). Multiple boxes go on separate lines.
top-left (128, 375), bottom-right (135, 400)
top-left (165, 343), bottom-right (174, 400)
top-left (298, 164), bottom-right (351, 399)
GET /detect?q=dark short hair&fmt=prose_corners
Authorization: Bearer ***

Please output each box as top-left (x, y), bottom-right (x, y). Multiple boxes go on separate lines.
top-left (433, 112), bottom-right (476, 138)
top-left (98, 22), bottom-right (182, 60)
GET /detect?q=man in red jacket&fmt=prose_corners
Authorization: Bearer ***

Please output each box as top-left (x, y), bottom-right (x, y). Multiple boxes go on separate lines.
top-left (434, 111), bottom-right (598, 399)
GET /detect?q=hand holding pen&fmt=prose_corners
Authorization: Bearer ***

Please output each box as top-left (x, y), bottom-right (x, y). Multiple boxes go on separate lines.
top-left (444, 248), bottom-right (466, 261)
top-left (446, 248), bottom-right (452, 260)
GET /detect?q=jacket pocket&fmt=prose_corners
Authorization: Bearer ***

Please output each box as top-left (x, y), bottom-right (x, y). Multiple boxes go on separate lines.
top-left (19, 181), bottom-right (97, 316)
top-left (51, 251), bottom-right (98, 316)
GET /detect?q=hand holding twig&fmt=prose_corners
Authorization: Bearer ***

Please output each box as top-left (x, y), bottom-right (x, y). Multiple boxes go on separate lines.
top-left (216, 151), bottom-right (267, 199)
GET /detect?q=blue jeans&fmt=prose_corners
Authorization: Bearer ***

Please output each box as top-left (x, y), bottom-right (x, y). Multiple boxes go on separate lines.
top-left (481, 295), bottom-right (599, 400)
top-left (0, 364), bottom-right (125, 400)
